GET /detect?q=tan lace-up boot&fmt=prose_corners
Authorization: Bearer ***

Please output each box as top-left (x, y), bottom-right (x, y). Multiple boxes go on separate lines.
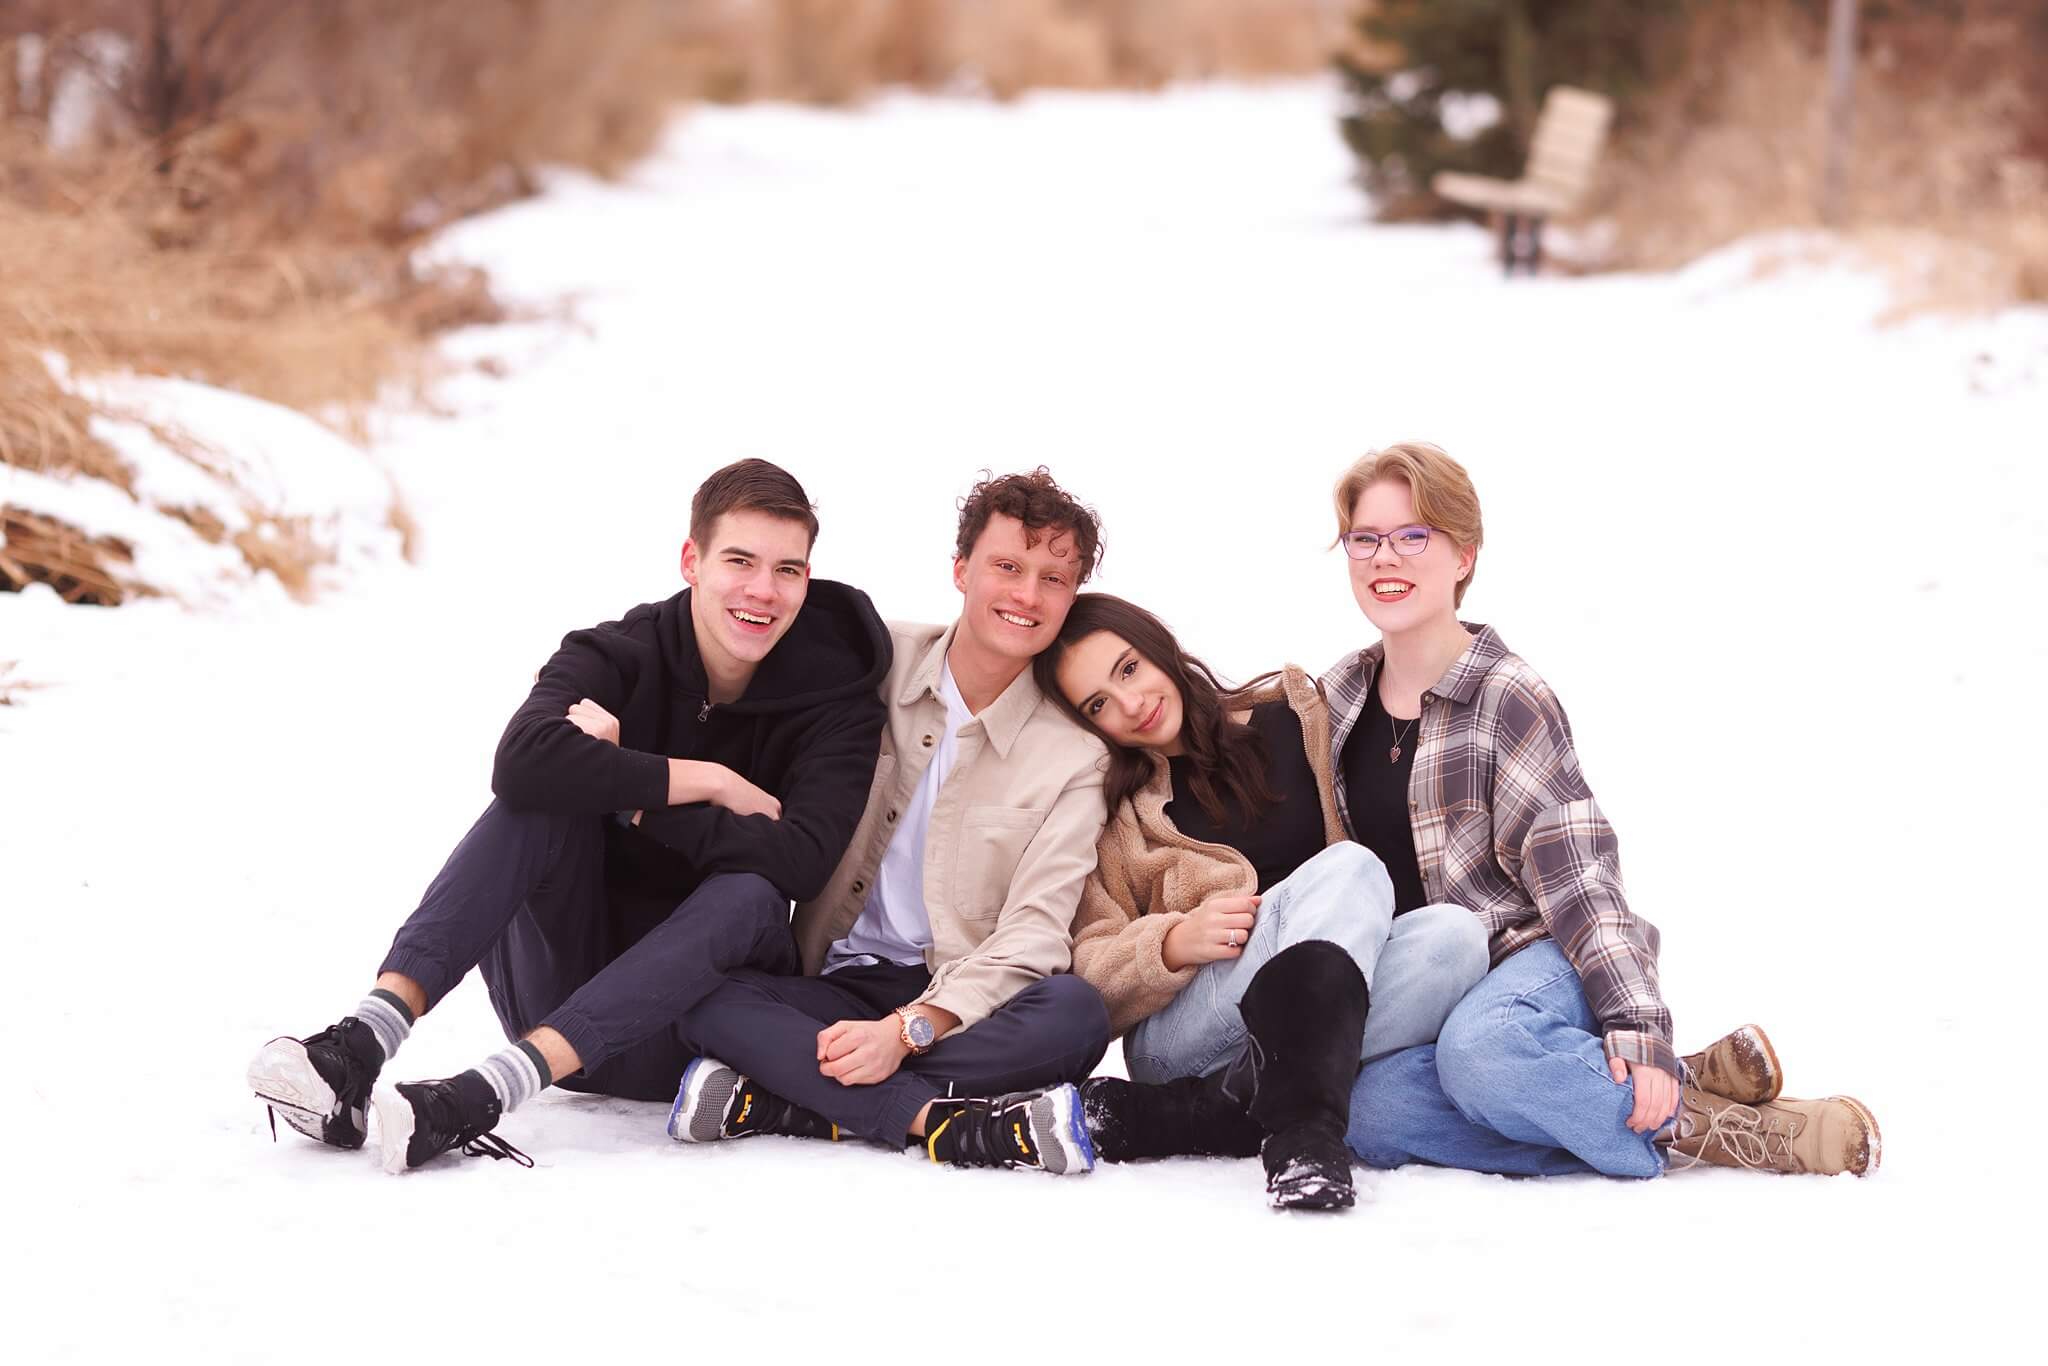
top-left (1679, 1025), bottom-right (1782, 1104)
top-left (1665, 1086), bottom-right (1881, 1177)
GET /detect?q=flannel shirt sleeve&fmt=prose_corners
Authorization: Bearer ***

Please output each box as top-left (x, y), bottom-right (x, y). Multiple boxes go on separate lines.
top-left (1489, 677), bottom-right (1677, 1076)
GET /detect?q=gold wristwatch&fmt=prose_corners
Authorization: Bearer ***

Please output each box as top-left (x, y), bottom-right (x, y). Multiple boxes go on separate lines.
top-left (894, 1005), bottom-right (937, 1054)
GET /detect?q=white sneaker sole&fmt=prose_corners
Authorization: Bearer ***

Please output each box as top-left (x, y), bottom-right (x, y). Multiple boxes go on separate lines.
top-left (370, 1084), bottom-right (416, 1174)
top-left (248, 1038), bottom-right (336, 1141)
top-left (667, 1057), bottom-right (737, 1143)
top-left (1030, 1085), bottom-right (1095, 1176)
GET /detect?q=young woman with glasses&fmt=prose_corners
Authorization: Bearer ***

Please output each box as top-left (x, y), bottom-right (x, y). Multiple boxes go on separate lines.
top-left (1328, 442), bottom-right (1878, 1179)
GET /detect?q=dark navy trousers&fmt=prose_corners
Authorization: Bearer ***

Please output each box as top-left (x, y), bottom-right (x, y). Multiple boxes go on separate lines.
top-left (379, 801), bottom-right (798, 1101)
top-left (677, 964), bottom-right (1111, 1142)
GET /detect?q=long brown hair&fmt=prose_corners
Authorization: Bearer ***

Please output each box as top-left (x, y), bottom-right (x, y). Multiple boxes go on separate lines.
top-left (1033, 594), bottom-right (1278, 824)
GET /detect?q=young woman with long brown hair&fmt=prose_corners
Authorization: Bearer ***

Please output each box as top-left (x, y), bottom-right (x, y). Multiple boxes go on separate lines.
top-left (1029, 594), bottom-right (1493, 1208)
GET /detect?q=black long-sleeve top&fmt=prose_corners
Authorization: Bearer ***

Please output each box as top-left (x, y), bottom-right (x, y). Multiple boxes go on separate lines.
top-left (491, 579), bottom-right (891, 904)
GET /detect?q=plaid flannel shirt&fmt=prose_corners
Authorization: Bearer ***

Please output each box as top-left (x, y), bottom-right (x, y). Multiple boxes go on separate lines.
top-left (1322, 624), bottom-right (1676, 1075)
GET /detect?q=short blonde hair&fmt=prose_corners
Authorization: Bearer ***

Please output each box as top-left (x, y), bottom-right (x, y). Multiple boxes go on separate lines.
top-left (1332, 442), bottom-right (1485, 606)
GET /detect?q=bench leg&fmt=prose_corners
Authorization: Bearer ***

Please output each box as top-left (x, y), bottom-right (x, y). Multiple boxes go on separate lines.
top-left (1499, 214), bottom-right (1518, 277)
top-left (1528, 217), bottom-right (1545, 275)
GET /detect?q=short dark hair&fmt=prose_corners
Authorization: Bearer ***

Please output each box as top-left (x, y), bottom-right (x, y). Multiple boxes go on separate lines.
top-left (690, 459), bottom-right (819, 551)
top-left (953, 468), bottom-right (1103, 582)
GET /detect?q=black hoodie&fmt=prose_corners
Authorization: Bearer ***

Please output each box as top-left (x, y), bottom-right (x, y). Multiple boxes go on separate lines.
top-left (491, 579), bottom-right (890, 903)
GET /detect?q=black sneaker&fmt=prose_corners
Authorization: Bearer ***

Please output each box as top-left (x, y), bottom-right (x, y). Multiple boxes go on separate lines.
top-left (370, 1071), bottom-right (531, 1173)
top-left (1261, 1126), bottom-right (1356, 1211)
top-left (923, 1084), bottom-right (1094, 1175)
top-left (1080, 1069), bottom-right (1262, 1164)
top-left (667, 1057), bottom-right (840, 1143)
top-left (247, 1016), bottom-right (384, 1149)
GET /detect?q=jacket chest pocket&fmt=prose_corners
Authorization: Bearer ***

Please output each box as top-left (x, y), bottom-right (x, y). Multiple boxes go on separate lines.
top-left (1439, 799), bottom-right (1494, 886)
top-left (952, 805), bottom-right (1047, 922)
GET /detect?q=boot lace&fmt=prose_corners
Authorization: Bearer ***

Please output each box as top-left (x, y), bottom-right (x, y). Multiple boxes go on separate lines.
top-left (1670, 1099), bottom-right (1804, 1173)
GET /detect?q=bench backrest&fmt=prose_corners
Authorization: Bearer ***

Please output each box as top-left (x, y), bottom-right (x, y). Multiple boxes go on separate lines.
top-left (1523, 86), bottom-right (1613, 207)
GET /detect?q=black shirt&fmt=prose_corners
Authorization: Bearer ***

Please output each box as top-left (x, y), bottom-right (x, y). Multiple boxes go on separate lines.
top-left (1166, 700), bottom-right (1325, 893)
top-left (1342, 680), bottom-right (1428, 914)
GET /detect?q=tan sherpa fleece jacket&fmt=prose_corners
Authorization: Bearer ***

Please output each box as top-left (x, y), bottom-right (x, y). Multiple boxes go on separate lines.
top-left (1072, 664), bottom-right (1348, 1038)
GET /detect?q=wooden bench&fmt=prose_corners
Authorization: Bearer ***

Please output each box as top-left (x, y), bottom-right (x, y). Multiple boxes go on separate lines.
top-left (1432, 86), bottom-right (1614, 276)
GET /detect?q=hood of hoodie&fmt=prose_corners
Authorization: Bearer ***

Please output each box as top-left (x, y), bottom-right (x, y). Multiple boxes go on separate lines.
top-left (645, 577), bottom-right (890, 713)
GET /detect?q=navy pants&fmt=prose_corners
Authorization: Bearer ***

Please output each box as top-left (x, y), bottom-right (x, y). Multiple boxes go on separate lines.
top-left (678, 963), bottom-right (1110, 1141)
top-left (379, 801), bottom-right (798, 1101)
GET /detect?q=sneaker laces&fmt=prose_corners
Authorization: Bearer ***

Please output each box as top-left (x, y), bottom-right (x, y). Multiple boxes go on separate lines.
top-left (460, 1132), bottom-right (534, 1167)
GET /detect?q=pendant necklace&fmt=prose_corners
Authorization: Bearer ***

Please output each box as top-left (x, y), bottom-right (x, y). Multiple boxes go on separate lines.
top-left (1388, 712), bottom-right (1418, 764)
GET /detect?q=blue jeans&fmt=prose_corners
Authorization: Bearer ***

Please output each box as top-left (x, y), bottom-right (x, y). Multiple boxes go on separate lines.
top-left (1124, 841), bottom-right (1490, 1083)
top-left (1346, 939), bottom-right (1666, 1178)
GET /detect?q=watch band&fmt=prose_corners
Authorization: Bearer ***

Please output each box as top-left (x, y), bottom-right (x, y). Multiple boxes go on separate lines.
top-left (894, 1005), bottom-right (935, 1055)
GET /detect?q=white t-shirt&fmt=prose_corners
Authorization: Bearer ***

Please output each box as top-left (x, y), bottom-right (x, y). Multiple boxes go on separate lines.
top-left (823, 661), bottom-right (973, 972)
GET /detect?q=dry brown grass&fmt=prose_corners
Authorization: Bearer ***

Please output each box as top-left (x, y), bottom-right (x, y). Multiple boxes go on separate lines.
top-left (2, 1), bottom-right (679, 604)
top-left (1597, 0), bottom-right (2048, 312)
top-left (667, 0), bottom-right (1342, 104)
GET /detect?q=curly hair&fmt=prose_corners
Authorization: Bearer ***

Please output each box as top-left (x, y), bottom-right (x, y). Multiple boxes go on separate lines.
top-left (954, 467), bottom-right (1103, 583)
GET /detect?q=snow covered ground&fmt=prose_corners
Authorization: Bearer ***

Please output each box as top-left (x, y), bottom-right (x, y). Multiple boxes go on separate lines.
top-left (6, 81), bottom-right (2046, 1361)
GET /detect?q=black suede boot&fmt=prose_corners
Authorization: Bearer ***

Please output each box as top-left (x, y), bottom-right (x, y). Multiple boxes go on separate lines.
top-left (1237, 939), bottom-right (1369, 1211)
top-left (1080, 1064), bottom-right (1263, 1163)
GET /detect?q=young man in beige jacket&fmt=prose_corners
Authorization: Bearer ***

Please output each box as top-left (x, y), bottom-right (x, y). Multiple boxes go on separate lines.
top-left (666, 470), bottom-right (1115, 1174)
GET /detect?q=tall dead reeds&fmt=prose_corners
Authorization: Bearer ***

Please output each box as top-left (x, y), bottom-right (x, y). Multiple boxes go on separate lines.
top-left (2, 0), bottom-right (680, 602)
top-left (667, 0), bottom-right (1344, 104)
top-left (1596, 0), bottom-right (2048, 310)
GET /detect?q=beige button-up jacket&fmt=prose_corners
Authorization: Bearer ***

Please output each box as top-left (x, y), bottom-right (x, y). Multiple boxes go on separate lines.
top-left (793, 621), bottom-right (1108, 1029)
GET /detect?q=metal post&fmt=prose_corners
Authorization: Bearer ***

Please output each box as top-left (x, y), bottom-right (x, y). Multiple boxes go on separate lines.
top-left (1821, 0), bottom-right (1860, 228)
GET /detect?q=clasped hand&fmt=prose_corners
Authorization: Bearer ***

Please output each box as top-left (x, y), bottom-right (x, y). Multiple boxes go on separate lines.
top-left (817, 1018), bottom-right (906, 1086)
top-left (1610, 1057), bottom-right (1680, 1133)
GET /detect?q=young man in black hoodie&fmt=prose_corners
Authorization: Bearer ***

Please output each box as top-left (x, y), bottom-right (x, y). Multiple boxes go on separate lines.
top-left (248, 459), bottom-right (891, 1173)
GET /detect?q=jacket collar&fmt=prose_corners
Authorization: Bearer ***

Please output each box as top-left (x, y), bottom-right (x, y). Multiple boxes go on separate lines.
top-left (898, 621), bottom-right (1044, 759)
top-left (1355, 623), bottom-right (1509, 705)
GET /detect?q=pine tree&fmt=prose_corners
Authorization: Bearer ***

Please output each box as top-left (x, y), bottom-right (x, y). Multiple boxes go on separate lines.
top-left (1337, 0), bottom-right (1687, 218)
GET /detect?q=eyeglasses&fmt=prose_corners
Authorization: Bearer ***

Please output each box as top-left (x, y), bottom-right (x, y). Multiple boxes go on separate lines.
top-left (1340, 525), bottom-right (1436, 560)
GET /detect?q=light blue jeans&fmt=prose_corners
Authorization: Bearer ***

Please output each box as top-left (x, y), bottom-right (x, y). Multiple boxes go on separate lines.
top-left (1346, 939), bottom-right (1666, 1178)
top-left (1124, 841), bottom-right (1491, 1084)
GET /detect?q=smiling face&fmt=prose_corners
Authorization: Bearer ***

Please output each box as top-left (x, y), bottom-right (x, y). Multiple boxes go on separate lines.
top-left (951, 512), bottom-right (1081, 666)
top-left (1347, 478), bottom-right (1473, 634)
top-left (681, 508), bottom-right (813, 689)
top-left (1053, 629), bottom-right (1186, 755)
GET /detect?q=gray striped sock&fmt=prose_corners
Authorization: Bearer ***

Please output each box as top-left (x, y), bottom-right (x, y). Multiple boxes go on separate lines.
top-left (475, 1041), bottom-right (550, 1113)
top-left (350, 990), bottom-right (414, 1061)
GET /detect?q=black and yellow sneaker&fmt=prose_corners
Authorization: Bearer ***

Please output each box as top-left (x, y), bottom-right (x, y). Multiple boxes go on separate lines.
top-left (923, 1084), bottom-right (1094, 1175)
top-left (370, 1071), bottom-right (532, 1174)
top-left (667, 1057), bottom-right (841, 1143)
top-left (247, 1017), bottom-right (384, 1150)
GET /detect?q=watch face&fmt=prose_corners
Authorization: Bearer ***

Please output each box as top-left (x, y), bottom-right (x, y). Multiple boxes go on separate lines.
top-left (906, 1013), bottom-right (936, 1048)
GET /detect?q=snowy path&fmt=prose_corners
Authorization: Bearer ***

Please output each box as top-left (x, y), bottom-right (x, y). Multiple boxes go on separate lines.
top-left (6, 83), bottom-right (2046, 1360)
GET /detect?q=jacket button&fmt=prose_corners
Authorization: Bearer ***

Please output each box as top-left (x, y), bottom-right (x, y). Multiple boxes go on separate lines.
top-left (922, 734), bottom-right (935, 748)
top-left (1408, 800), bottom-right (1418, 812)
top-left (886, 809), bottom-right (898, 823)
top-left (852, 880), bottom-right (865, 894)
